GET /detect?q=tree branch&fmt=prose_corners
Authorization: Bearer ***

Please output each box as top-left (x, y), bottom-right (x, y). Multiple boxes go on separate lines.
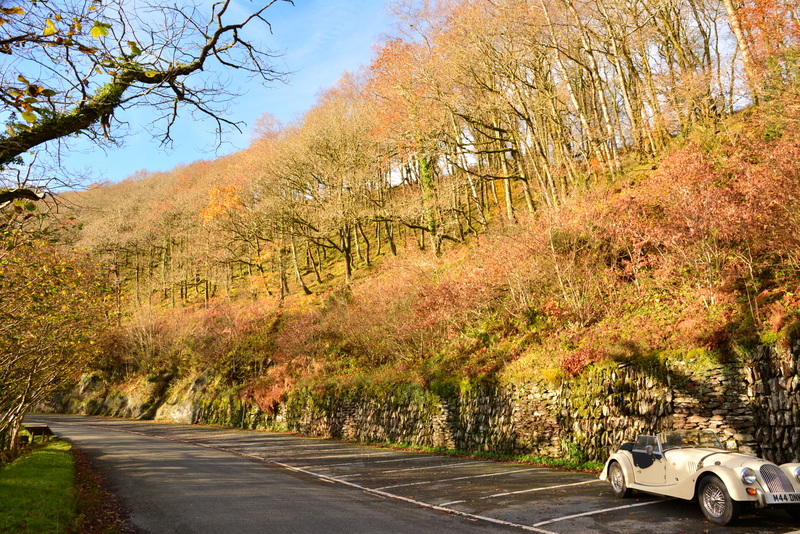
top-left (0, 0), bottom-right (292, 169)
top-left (0, 187), bottom-right (46, 206)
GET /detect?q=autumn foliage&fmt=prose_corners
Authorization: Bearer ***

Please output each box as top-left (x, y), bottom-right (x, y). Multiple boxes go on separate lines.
top-left (0, 239), bottom-right (110, 451)
top-left (740, 0), bottom-right (800, 64)
top-left (37, 0), bottom-right (800, 414)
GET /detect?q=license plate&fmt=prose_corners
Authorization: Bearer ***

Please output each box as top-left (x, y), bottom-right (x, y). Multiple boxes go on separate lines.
top-left (765, 492), bottom-right (800, 504)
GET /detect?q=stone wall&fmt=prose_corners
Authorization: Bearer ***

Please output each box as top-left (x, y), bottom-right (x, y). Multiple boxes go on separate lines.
top-left (49, 340), bottom-right (800, 464)
top-left (749, 343), bottom-right (800, 463)
top-left (283, 388), bottom-right (455, 448)
top-left (264, 340), bottom-right (799, 463)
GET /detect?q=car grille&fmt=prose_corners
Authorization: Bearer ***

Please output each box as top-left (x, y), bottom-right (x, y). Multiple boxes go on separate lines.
top-left (760, 465), bottom-right (795, 493)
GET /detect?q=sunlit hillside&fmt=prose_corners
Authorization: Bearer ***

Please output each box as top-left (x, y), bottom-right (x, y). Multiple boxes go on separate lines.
top-left (48, 0), bottom-right (800, 413)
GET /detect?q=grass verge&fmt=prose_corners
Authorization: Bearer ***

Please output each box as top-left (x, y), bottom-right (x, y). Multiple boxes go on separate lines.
top-left (0, 439), bottom-right (138, 534)
top-left (0, 440), bottom-right (77, 533)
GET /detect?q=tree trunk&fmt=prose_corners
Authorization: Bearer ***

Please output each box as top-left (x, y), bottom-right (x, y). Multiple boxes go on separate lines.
top-left (290, 237), bottom-right (312, 295)
top-left (721, 0), bottom-right (761, 99)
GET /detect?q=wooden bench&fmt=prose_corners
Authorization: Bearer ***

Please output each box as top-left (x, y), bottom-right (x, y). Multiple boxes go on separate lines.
top-left (22, 423), bottom-right (55, 443)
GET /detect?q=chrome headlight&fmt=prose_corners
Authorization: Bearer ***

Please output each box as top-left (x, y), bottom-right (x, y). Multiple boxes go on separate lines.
top-left (741, 467), bottom-right (757, 484)
top-left (793, 466), bottom-right (800, 483)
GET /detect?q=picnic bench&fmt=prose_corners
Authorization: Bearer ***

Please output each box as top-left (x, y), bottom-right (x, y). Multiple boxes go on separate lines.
top-left (21, 423), bottom-right (55, 443)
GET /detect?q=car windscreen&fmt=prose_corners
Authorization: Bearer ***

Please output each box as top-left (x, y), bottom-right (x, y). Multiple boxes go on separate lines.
top-left (659, 430), bottom-right (724, 450)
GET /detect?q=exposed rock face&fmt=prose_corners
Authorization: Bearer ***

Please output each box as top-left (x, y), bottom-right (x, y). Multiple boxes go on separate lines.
top-left (47, 341), bottom-right (800, 463)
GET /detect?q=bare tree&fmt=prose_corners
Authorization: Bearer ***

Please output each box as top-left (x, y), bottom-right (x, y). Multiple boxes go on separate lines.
top-left (0, 0), bottom-right (292, 192)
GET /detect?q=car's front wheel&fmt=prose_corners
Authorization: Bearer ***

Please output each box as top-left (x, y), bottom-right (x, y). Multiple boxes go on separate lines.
top-left (608, 461), bottom-right (631, 498)
top-left (698, 475), bottom-right (740, 525)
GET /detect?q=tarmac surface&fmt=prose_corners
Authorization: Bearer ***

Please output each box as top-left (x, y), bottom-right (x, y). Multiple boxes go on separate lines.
top-left (28, 414), bottom-right (800, 534)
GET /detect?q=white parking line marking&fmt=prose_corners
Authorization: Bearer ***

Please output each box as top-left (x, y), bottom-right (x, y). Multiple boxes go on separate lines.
top-left (297, 455), bottom-right (467, 471)
top-left (380, 460), bottom-right (484, 473)
top-left (281, 446), bottom-right (363, 453)
top-left (485, 479), bottom-right (602, 498)
top-left (532, 500), bottom-right (663, 527)
top-left (292, 451), bottom-right (400, 468)
top-left (285, 453), bottom-right (388, 463)
top-left (375, 467), bottom-right (536, 490)
top-left (373, 456), bottom-right (431, 464)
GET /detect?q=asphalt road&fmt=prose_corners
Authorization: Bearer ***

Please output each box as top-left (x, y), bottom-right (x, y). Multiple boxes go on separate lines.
top-left (28, 415), bottom-right (800, 534)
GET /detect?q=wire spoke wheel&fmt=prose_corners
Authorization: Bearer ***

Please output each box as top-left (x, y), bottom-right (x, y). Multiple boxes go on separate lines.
top-left (608, 462), bottom-right (631, 498)
top-left (702, 483), bottom-right (726, 517)
top-left (699, 476), bottom-right (740, 525)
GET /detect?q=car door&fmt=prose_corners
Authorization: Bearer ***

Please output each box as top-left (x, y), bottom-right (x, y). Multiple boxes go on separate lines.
top-left (630, 435), bottom-right (666, 485)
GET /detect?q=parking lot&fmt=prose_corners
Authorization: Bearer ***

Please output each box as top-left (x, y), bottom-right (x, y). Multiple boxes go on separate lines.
top-left (32, 415), bottom-right (800, 533)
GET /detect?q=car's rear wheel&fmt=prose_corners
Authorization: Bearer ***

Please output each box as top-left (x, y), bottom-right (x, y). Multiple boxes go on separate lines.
top-left (698, 475), bottom-right (740, 525)
top-left (608, 461), bottom-right (631, 498)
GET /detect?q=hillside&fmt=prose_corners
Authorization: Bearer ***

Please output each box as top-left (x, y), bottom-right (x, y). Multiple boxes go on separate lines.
top-left (6, 0), bottom-right (798, 461)
top-left (58, 95), bottom-right (800, 413)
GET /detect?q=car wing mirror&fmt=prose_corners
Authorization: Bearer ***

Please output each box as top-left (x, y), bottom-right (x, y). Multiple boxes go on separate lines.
top-left (646, 445), bottom-right (654, 456)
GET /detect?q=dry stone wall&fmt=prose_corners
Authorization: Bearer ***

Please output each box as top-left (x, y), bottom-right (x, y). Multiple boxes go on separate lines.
top-left (263, 341), bottom-right (800, 463)
top-left (49, 341), bottom-right (800, 463)
top-left (749, 343), bottom-right (800, 463)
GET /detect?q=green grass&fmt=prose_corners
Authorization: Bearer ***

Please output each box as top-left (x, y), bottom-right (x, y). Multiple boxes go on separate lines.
top-left (0, 440), bottom-right (78, 533)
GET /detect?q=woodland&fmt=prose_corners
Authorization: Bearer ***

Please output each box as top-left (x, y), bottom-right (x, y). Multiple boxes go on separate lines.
top-left (2, 0), bottom-right (800, 456)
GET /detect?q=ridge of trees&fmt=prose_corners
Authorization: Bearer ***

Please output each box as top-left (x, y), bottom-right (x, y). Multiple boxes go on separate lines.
top-left (66, 0), bottom-right (799, 309)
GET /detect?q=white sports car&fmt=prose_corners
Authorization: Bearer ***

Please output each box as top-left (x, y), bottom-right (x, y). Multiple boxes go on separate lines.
top-left (599, 429), bottom-right (800, 525)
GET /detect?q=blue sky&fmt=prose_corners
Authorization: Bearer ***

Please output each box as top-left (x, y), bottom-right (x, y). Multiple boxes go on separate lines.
top-left (66, 0), bottom-right (393, 184)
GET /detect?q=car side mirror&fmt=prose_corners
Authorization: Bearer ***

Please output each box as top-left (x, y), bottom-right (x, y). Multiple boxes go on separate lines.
top-left (646, 445), bottom-right (654, 456)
